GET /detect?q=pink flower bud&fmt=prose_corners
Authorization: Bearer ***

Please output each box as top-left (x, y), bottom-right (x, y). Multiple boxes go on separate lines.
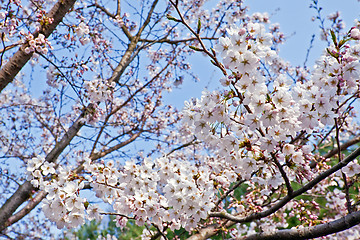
top-left (238, 28), bottom-right (246, 35)
top-left (350, 28), bottom-right (360, 40)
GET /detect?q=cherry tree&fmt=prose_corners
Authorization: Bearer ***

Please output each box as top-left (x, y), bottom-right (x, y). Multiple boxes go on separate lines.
top-left (1, 0), bottom-right (360, 239)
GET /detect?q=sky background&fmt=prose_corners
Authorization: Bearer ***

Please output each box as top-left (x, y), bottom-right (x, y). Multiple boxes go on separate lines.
top-left (166, 0), bottom-right (360, 108)
top-left (6, 1), bottom-right (359, 237)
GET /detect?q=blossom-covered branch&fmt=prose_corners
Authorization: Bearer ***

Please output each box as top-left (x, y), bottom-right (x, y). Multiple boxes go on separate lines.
top-left (243, 210), bottom-right (360, 240)
top-left (0, 0), bottom-right (77, 92)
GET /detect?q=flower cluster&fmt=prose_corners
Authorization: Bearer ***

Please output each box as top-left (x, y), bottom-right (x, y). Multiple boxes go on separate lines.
top-left (26, 157), bottom-right (101, 229)
top-left (0, 11), bottom-right (18, 39)
top-left (75, 22), bottom-right (90, 45)
top-left (83, 156), bottom-right (216, 232)
top-left (183, 20), bottom-right (360, 189)
top-left (26, 156), bottom-right (55, 188)
top-left (6, 1), bottom-right (360, 239)
top-left (28, 155), bottom-right (216, 232)
top-left (41, 180), bottom-right (88, 229)
top-left (179, 22), bottom-right (360, 240)
top-left (84, 78), bottom-right (115, 103)
top-left (23, 33), bottom-right (52, 54)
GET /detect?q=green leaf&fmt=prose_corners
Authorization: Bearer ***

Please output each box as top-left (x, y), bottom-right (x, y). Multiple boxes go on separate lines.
top-left (330, 30), bottom-right (337, 47)
top-left (189, 45), bottom-right (202, 51)
top-left (196, 18), bottom-right (201, 34)
top-left (166, 228), bottom-right (190, 240)
top-left (166, 14), bottom-right (181, 22)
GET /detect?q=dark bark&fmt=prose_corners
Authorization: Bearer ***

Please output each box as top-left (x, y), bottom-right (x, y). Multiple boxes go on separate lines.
top-left (0, 112), bottom-right (85, 232)
top-left (191, 146), bottom-right (360, 240)
top-left (0, 0), bottom-right (77, 93)
top-left (0, 0), bottom-right (162, 231)
top-left (243, 210), bottom-right (360, 240)
top-left (209, 146), bottom-right (360, 224)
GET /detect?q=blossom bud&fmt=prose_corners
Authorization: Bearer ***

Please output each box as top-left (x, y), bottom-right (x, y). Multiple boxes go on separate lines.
top-left (350, 28), bottom-right (360, 40)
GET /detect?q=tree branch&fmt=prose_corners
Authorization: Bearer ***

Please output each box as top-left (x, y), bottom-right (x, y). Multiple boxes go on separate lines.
top-left (93, 1), bottom-right (132, 40)
top-left (168, 0), bottom-right (227, 76)
top-left (91, 131), bottom-right (143, 160)
top-left (242, 210), bottom-right (360, 240)
top-left (272, 153), bottom-right (293, 195)
top-left (3, 191), bottom-right (47, 229)
top-left (194, 146), bottom-right (360, 240)
top-left (107, 0), bottom-right (159, 84)
top-left (0, 109), bottom-right (87, 232)
top-left (188, 221), bottom-right (235, 240)
top-left (324, 135), bottom-right (360, 159)
top-left (139, 37), bottom-right (216, 44)
top-left (209, 146), bottom-right (360, 224)
top-left (0, 0), bottom-right (77, 93)
top-left (214, 180), bottom-right (246, 210)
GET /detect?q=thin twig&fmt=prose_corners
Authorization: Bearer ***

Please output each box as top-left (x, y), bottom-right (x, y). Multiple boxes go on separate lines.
top-left (272, 153), bottom-right (293, 195)
top-left (168, 0), bottom-right (227, 76)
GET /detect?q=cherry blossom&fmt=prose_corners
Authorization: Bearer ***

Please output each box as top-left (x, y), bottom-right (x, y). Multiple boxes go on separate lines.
top-left (1, 0), bottom-right (360, 240)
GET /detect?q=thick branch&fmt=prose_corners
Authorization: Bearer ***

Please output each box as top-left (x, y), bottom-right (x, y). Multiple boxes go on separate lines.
top-left (0, 110), bottom-right (86, 232)
top-left (242, 210), bottom-right (360, 240)
top-left (324, 135), bottom-right (360, 159)
top-left (210, 146), bottom-right (360, 224)
top-left (194, 146), bottom-right (360, 240)
top-left (3, 191), bottom-right (47, 228)
top-left (0, 0), bottom-right (164, 231)
top-left (187, 221), bottom-right (235, 240)
top-left (0, 0), bottom-right (77, 93)
top-left (116, 0), bottom-right (121, 16)
top-left (108, 0), bottom-right (159, 84)
top-left (0, 181), bottom-right (34, 233)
